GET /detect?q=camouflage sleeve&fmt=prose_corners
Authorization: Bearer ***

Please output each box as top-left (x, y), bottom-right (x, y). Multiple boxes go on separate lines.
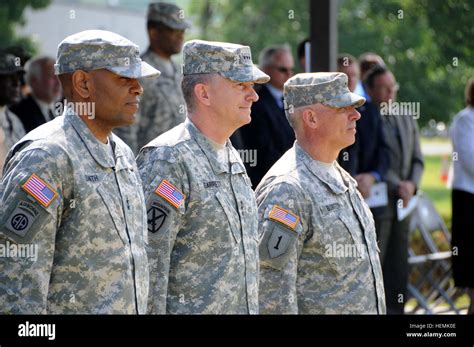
top-left (8, 110), bottom-right (26, 146)
top-left (136, 147), bottom-right (187, 314)
top-left (0, 147), bottom-right (65, 314)
top-left (256, 180), bottom-right (310, 314)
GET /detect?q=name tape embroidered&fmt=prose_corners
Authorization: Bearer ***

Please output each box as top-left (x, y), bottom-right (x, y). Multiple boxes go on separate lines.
top-left (155, 179), bottom-right (185, 209)
top-left (269, 205), bottom-right (299, 230)
top-left (22, 174), bottom-right (58, 208)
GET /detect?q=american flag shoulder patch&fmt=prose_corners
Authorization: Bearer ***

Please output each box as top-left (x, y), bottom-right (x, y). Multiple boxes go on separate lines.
top-left (269, 205), bottom-right (299, 230)
top-left (154, 179), bottom-right (185, 209)
top-left (21, 173), bottom-right (58, 208)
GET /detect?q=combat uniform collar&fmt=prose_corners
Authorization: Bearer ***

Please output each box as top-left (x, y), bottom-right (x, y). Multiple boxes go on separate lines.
top-left (0, 106), bottom-right (13, 130)
top-left (295, 142), bottom-right (357, 195)
top-left (65, 108), bottom-right (116, 168)
top-left (185, 118), bottom-right (245, 175)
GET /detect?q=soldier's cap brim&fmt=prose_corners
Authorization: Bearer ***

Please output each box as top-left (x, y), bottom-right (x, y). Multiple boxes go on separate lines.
top-left (107, 60), bottom-right (161, 79)
top-left (219, 65), bottom-right (270, 84)
top-left (151, 19), bottom-right (191, 30)
top-left (0, 66), bottom-right (25, 75)
top-left (324, 91), bottom-right (366, 108)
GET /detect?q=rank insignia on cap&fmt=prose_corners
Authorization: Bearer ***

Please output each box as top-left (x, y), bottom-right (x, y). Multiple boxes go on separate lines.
top-left (154, 179), bottom-right (185, 209)
top-left (22, 174), bottom-right (58, 208)
top-left (269, 205), bottom-right (299, 230)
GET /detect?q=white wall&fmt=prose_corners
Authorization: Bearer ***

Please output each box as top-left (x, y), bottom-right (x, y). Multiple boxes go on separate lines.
top-left (16, 1), bottom-right (150, 57)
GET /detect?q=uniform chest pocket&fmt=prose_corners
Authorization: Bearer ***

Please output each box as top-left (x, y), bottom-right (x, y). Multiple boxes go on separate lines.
top-left (95, 183), bottom-right (130, 246)
top-left (321, 213), bottom-right (365, 278)
top-left (116, 167), bottom-right (147, 245)
top-left (215, 190), bottom-right (241, 244)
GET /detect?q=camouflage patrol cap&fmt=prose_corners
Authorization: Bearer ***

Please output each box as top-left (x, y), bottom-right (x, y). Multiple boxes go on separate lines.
top-left (147, 2), bottom-right (191, 30)
top-left (284, 72), bottom-right (365, 110)
top-left (54, 30), bottom-right (161, 79)
top-left (0, 54), bottom-right (25, 75)
top-left (182, 40), bottom-right (270, 84)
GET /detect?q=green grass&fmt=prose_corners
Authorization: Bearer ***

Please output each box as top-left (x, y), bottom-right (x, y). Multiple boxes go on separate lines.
top-left (405, 293), bottom-right (469, 313)
top-left (420, 136), bottom-right (451, 144)
top-left (419, 155), bottom-right (452, 229)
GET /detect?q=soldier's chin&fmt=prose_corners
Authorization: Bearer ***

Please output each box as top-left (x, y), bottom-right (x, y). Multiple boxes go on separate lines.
top-left (341, 134), bottom-right (356, 148)
top-left (120, 112), bottom-right (138, 126)
top-left (240, 109), bottom-right (252, 121)
top-left (241, 114), bottom-right (252, 126)
top-left (9, 91), bottom-right (22, 104)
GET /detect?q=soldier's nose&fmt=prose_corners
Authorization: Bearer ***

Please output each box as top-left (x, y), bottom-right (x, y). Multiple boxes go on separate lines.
top-left (132, 79), bottom-right (143, 95)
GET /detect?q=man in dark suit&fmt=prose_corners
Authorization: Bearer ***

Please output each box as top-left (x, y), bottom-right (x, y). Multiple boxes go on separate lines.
top-left (338, 101), bottom-right (390, 203)
top-left (338, 55), bottom-right (390, 201)
top-left (366, 66), bottom-right (424, 314)
top-left (10, 56), bottom-right (61, 133)
top-left (231, 45), bottom-right (295, 188)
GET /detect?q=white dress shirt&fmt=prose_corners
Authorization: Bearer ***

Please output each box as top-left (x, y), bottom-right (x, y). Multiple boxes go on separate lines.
top-left (450, 106), bottom-right (474, 194)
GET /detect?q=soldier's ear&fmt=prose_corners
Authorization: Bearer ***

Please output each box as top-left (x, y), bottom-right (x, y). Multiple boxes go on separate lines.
top-left (302, 107), bottom-right (318, 129)
top-left (193, 83), bottom-right (211, 107)
top-left (71, 70), bottom-right (90, 99)
top-left (148, 27), bottom-right (159, 41)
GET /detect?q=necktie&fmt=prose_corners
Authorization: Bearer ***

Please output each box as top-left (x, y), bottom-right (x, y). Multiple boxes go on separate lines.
top-left (46, 107), bottom-right (55, 122)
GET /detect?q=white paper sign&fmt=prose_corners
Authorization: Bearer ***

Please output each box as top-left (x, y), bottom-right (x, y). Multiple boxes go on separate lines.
top-left (397, 195), bottom-right (419, 221)
top-left (365, 182), bottom-right (388, 208)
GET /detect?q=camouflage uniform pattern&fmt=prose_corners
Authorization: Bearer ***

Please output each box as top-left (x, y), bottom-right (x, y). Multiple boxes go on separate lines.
top-left (0, 107), bottom-right (149, 314)
top-left (54, 30), bottom-right (161, 79)
top-left (256, 143), bottom-right (386, 314)
top-left (147, 2), bottom-right (191, 30)
top-left (283, 72), bottom-right (365, 111)
top-left (114, 3), bottom-right (190, 152)
top-left (137, 119), bottom-right (259, 314)
top-left (133, 49), bottom-right (187, 152)
top-left (183, 40), bottom-right (269, 83)
top-left (0, 107), bottom-right (25, 158)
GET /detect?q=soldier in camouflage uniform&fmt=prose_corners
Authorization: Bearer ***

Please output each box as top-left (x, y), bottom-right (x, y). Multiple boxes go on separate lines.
top-left (137, 40), bottom-right (269, 314)
top-left (257, 72), bottom-right (386, 314)
top-left (0, 30), bottom-right (160, 314)
top-left (114, 2), bottom-right (190, 153)
top-left (0, 53), bottom-right (26, 174)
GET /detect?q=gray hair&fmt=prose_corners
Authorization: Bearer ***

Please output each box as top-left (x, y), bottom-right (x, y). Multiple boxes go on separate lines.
top-left (25, 56), bottom-right (55, 85)
top-left (286, 104), bottom-right (319, 130)
top-left (258, 45), bottom-right (292, 68)
top-left (181, 73), bottom-right (215, 113)
top-left (285, 104), bottom-right (303, 129)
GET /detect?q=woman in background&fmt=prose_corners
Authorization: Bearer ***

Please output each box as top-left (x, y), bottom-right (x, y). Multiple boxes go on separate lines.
top-left (450, 76), bottom-right (474, 315)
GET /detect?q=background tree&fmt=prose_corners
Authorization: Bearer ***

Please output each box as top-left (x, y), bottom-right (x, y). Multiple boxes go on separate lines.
top-left (188, 0), bottom-right (474, 127)
top-left (0, 0), bottom-right (52, 62)
top-left (188, 0), bottom-right (309, 56)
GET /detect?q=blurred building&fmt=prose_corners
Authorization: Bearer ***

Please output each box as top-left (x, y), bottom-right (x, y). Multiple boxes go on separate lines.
top-left (16, 0), bottom-right (157, 56)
